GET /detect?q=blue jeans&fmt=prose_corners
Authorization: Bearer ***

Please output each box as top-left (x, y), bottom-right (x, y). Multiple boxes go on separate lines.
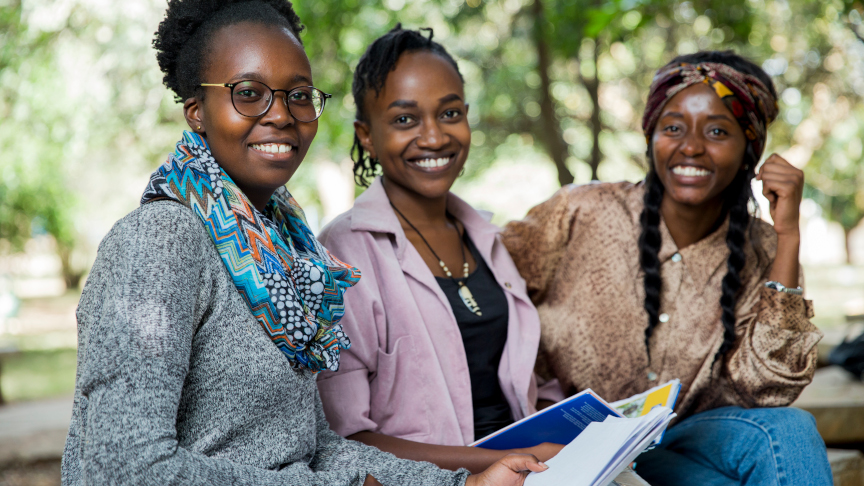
top-left (634, 407), bottom-right (832, 486)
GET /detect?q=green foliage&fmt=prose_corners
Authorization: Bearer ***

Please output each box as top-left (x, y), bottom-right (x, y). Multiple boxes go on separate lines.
top-left (3, 0), bottom-right (864, 268)
top-left (0, 2), bottom-right (70, 251)
top-left (0, 348), bottom-right (78, 402)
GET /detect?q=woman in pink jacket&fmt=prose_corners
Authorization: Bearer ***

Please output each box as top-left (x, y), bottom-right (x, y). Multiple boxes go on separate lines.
top-left (317, 25), bottom-right (561, 473)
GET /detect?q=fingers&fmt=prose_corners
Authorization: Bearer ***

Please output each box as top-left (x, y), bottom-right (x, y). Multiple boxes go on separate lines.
top-left (499, 453), bottom-right (549, 473)
top-left (362, 475), bottom-right (383, 486)
top-left (757, 153), bottom-right (804, 200)
top-left (759, 153), bottom-right (796, 172)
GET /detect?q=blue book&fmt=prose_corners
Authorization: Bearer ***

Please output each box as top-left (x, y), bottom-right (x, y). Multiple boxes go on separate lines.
top-left (471, 389), bottom-right (623, 450)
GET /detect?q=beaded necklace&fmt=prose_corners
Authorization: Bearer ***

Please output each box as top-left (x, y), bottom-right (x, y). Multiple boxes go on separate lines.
top-left (389, 201), bottom-right (482, 316)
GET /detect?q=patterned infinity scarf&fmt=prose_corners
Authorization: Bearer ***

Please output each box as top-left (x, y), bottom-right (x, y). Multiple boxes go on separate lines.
top-left (141, 131), bottom-right (360, 372)
top-left (642, 62), bottom-right (779, 158)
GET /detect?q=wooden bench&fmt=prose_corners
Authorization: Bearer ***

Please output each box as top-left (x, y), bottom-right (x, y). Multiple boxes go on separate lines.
top-left (794, 365), bottom-right (864, 485)
top-left (829, 449), bottom-right (864, 486)
top-left (794, 366), bottom-right (864, 444)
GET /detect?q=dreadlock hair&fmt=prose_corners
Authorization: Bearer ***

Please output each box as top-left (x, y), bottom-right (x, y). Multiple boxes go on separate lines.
top-left (638, 50), bottom-right (777, 368)
top-left (153, 0), bottom-right (304, 102)
top-left (350, 24), bottom-right (464, 187)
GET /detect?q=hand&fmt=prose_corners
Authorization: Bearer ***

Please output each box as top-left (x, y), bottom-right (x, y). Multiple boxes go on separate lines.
top-left (363, 475), bottom-right (382, 486)
top-left (517, 442), bottom-right (564, 462)
top-left (465, 453), bottom-right (549, 486)
top-left (535, 399), bottom-right (556, 411)
top-left (755, 154), bottom-right (804, 238)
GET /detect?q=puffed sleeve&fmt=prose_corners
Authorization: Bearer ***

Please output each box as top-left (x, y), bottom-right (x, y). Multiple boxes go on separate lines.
top-left (501, 185), bottom-right (581, 304)
top-left (68, 203), bottom-right (380, 486)
top-left (722, 264), bottom-right (822, 408)
top-left (310, 388), bottom-right (470, 486)
top-left (316, 218), bottom-right (386, 437)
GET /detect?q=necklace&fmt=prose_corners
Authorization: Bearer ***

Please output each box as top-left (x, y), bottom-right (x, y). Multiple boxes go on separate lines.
top-left (389, 201), bottom-right (482, 316)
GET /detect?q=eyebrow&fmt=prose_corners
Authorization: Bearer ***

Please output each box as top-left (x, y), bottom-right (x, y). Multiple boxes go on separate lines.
top-left (231, 72), bottom-right (313, 86)
top-left (387, 99), bottom-right (418, 109)
top-left (439, 93), bottom-right (463, 104)
top-left (660, 112), bottom-right (734, 122)
top-left (707, 114), bottom-right (734, 121)
top-left (387, 93), bottom-right (463, 110)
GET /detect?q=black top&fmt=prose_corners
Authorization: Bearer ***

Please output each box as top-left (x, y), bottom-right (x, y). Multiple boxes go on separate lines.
top-left (435, 232), bottom-right (513, 441)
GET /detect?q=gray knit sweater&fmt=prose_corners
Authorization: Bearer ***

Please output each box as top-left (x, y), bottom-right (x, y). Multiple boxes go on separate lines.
top-left (61, 201), bottom-right (469, 486)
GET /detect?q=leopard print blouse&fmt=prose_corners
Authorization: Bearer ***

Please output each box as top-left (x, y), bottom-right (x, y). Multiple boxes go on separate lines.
top-left (502, 181), bottom-right (822, 420)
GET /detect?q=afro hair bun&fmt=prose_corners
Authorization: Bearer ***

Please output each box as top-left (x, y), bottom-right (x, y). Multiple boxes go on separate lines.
top-left (153, 0), bottom-right (304, 101)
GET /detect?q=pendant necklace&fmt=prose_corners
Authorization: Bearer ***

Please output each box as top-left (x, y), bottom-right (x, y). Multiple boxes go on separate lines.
top-left (389, 201), bottom-right (482, 316)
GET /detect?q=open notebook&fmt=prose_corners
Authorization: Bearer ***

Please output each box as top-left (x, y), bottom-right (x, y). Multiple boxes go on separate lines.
top-left (471, 380), bottom-right (680, 449)
top-left (524, 406), bottom-right (675, 486)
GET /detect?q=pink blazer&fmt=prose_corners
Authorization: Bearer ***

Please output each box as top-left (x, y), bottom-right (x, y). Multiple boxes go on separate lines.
top-left (317, 178), bottom-right (545, 446)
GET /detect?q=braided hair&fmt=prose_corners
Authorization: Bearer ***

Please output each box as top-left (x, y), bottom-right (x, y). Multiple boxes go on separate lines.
top-left (350, 24), bottom-right (463, 187)
top-left (638, 51), bottom-right (777, 367)
top-left (153, 0), bottom-right (304, 102)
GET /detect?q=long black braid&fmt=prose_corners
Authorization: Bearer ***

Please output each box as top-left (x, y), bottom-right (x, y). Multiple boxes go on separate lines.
top-left (350, 24), bottom-right (463, 187)
top-left (639, 166), bottom-right (665, 356)
top-left (638, 51), bottom-right (777, 368)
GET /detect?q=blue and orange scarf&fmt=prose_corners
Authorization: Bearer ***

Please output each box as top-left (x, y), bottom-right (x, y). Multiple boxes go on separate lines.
top-left (141, 131), bottom-right (360, 372)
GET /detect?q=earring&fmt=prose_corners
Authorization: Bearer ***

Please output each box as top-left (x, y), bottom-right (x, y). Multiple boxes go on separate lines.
top-left (197, 125), bottom-right (201, 130)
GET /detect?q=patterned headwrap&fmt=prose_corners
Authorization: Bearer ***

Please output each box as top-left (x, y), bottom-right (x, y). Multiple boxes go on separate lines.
top-left (142, 131), bottom-right (361, 372)
top-left (642, 62), bottom-right (778, 159)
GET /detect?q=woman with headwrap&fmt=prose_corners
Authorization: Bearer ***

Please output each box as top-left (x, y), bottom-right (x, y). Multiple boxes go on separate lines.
top-left (501, 51), bottom-right (832, 485)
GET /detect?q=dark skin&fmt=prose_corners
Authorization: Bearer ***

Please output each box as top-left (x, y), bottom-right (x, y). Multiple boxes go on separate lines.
top-left (180, 22), bottom-right (546, 486)
top-left (183, 22), bottom-right (317, 212)
top-left (354, 50), bottom-right (563, 475)
top-left (652, 83), bottom-right (803, 287)
top-left (356, 50), bottom-right (476, 276)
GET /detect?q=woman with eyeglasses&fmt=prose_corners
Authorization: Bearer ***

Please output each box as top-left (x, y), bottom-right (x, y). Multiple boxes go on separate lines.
top-left (60, 2), bottom-right (546, 485)
top-left (502, 51), bottom-right (832, 485)
top-left (315, 25), bottom-right (563, 474)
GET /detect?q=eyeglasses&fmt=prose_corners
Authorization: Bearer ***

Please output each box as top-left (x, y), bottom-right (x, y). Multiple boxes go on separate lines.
top-left (199, 80), bottom-right (331, 122)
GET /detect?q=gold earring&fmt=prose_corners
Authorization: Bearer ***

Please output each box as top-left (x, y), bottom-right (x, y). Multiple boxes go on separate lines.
top-left (197, 125), bottom-right (201, 130)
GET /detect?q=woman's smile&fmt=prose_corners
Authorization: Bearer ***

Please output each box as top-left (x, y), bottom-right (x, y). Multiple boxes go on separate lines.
top-left (248, 140), bottom-right (297, 163)
top-left (183, 22), bottom-right (318, 210)
top-left (652, 83), bottom-right (746, 209)
top-left (668, 163), bottom-right (714, 185)
top-left (356, 50), bottom-right (471, 201)
top-left (406, 153), bottom-right (456, 172)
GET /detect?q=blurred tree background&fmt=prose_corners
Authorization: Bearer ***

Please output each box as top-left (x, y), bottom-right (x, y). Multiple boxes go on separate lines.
top-left (3, 0), bottom-right (864, 271)
top-left (3, 0), bottom-right (864, 402)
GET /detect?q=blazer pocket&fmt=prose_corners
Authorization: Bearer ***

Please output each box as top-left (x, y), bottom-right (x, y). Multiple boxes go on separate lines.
top-left (370, 335), bottom-right (431, 439)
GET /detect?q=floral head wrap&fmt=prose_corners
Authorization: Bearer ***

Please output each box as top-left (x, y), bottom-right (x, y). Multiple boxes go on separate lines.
top-left (641, 61), bottom-right (778, 159)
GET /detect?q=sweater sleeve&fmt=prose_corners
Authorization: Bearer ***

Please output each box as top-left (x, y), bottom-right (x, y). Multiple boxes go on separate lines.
top-left (315, 222), bottom-right (387, 437)
top-left (71, 203), bottom-right (385, 486)
top-left (722, 265), bottom-right (822, 408)
top-left (501, 186), bottom-right (580, 305)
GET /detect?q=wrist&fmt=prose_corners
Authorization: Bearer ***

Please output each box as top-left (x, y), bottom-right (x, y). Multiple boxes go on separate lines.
top-left (774, 229), bottom-right (800, 243)
top-left (765, 280), bottom-right (803, 295)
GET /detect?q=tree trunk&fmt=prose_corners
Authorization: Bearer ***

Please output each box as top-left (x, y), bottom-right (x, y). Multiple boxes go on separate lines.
top-left (845, 226), bottom-right (854, 265)
top-left (532, 0), bottom-right (574, 186)
top-left (583, 41), bottom-right (602, 181)
top-left (57, 242), bottom-right (82, 290)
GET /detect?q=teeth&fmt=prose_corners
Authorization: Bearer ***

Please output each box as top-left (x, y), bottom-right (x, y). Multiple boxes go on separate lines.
top-left (251, 143), bottom-right (293, 154)
top-left (414, 157), bottom-right (450, 168)
top-left (672, 166), bottom-right (710, 177)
